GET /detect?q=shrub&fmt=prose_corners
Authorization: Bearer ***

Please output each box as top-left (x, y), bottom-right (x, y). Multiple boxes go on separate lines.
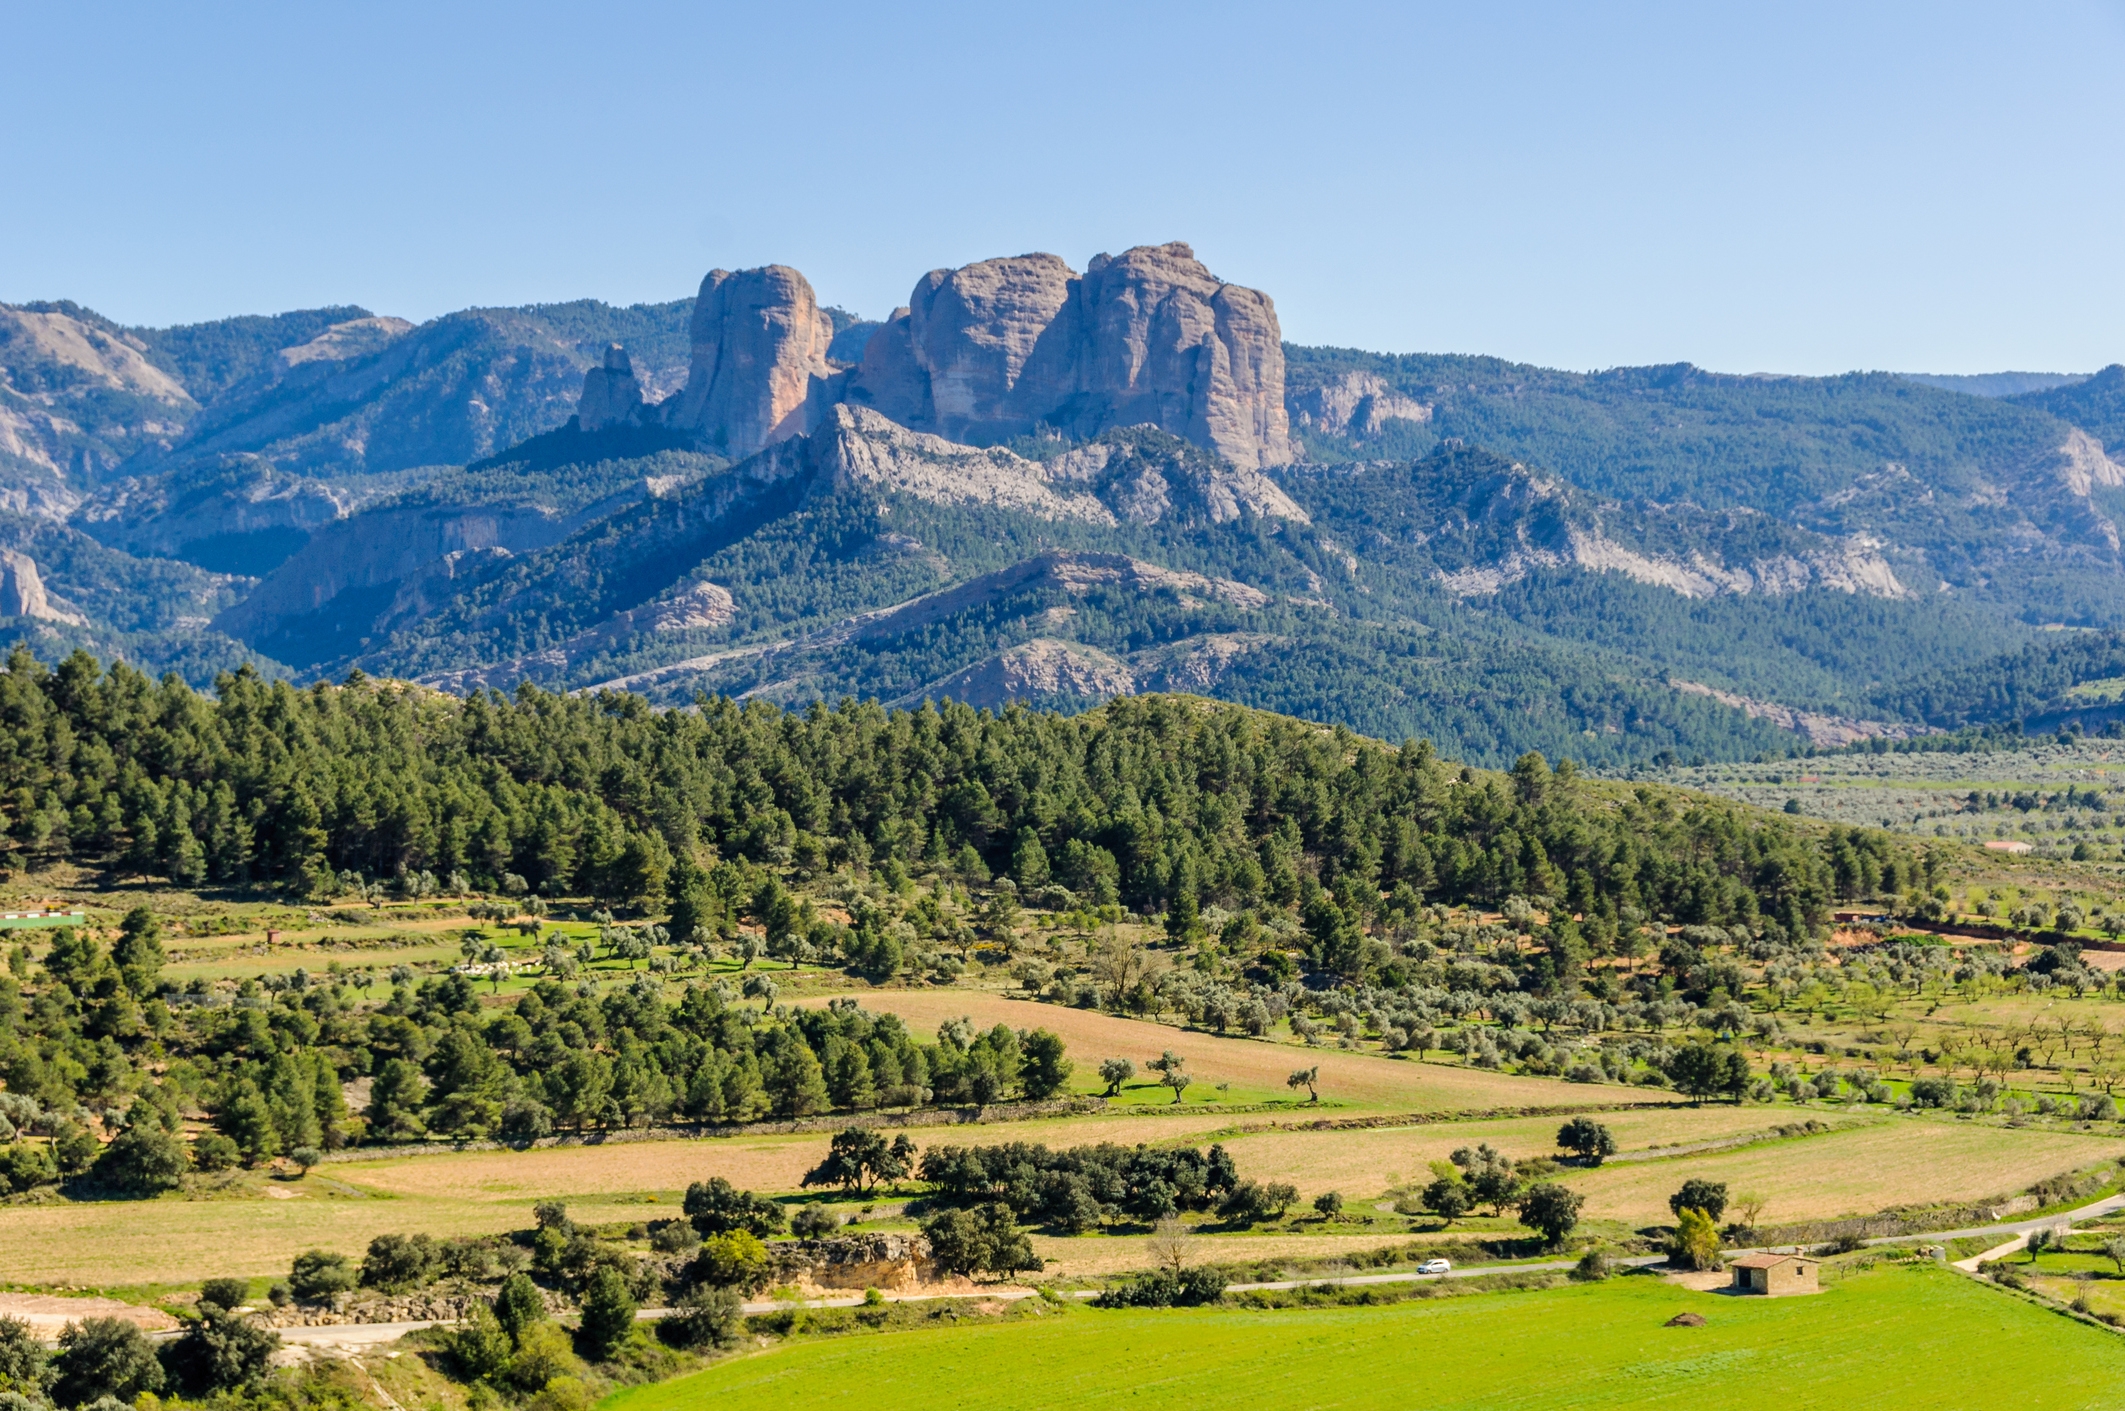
top-left (683, 1177), bottom-right (785, 1238)
top-left (1909, 1077), bottom-right (1959, 1109)
top-left (0, 1143), bottom-right (57, 1194)
top-left (0, 1314), bottom-right (49, 1392)
top-left (94, 1122), bottom-right (187, 1195)
top-left (501, 1322), bottom-right (581, 1394)
top-left (1313, 1191), bottom-right (1344, 1218)
top-left (659, 1287), bottom-right (745, 1351)
top-left (160, 1304), bottom-right (278, 1397)
top-left (198, 1279), bottom-right (249, 1313)
top-left (450, 1305), bottom-right (512, 1381)
top-left (288, 1250), bottom-right (356, 1301)
top-left (1668, 1208), bottom-right (1722, 1271)
top-left (360, 1233), bottom-right (437, 1292)
top-left (1571, 1248), bottom-right (1611, 1282)
top-left (690, 1231), bottom-right (773, 1293)
top-left (190, 1134), bottom-right (240, 1173)
top-left (791, 1204), bottom-right (840, 1238)
top-left (1096, 1267), bottom-right (1226, 1307)
top-left (50, 1317), bottom-right (164, 1408)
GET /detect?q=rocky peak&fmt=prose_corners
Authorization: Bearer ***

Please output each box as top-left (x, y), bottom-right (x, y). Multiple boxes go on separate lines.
top-left (576, 343), bottom-right (643, 431)
top-left (663, 265), bottom-right (835, 456)
top-left (849, 243), bottom-right (1293, 470)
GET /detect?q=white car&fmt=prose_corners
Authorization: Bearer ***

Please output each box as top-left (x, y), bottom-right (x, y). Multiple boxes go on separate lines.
top-left (1416, 1258), bottom-right (1452, 1275)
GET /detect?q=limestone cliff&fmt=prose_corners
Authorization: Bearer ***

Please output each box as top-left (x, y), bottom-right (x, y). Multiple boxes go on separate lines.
top-left (849, 243), bottom-right (1293, 469)
top-left (663, 266), bottom-right (834, 456)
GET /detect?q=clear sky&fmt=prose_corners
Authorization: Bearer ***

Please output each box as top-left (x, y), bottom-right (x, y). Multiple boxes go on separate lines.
top-left (5, 0), bottom-right (2122, 375)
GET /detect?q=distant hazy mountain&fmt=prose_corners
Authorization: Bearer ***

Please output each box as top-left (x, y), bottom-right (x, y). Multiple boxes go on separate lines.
top-left (1897, 370), bottom-right (2088, 398)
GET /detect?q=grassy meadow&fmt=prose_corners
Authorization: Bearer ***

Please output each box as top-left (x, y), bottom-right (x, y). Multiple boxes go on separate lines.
top-left (602, 1264), bottom-right (2125, 1411)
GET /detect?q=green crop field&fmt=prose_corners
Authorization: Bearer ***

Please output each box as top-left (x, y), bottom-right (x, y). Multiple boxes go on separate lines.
top-left (604, 1266), bottom-right (2125, 1411)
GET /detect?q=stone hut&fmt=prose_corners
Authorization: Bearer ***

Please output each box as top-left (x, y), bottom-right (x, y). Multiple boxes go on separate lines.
top-left (1728, 1253), bottom-right (1820, 1295)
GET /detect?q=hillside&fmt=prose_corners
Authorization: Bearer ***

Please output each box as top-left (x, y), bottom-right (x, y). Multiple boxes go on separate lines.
top-left (5, 249), bottom-right (2125, 766)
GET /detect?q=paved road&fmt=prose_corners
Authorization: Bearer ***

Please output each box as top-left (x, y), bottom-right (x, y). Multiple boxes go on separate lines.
top-left (1861, 1192), bottom-right (2125, 1248)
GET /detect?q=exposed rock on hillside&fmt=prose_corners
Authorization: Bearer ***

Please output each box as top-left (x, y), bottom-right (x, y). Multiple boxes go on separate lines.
top-left (851, 243), bottom-right (1293, 469)
top-left (1668, 680), bottom-right (1938, 748)
top-left (664, 266), bottom-right (835, 456)
top-left (0, 303), bottom-right (197, 512)
top-left (1291, 371), bottom-right (1430, 440)
top-left (895, 637), bottom-right (1134, 709)
top-left (0, 550), bottom-right (85, 624)
top-left (577, 344), bottom-right (644, 431)
top-left (1282, 447), bottom-right (1909, 601)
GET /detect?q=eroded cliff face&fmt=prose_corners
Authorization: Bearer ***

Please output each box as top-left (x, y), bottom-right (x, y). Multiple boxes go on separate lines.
top-left (847, 243), bottom-right (1292, 469)
top-left (663, 266), bottom-right (835, 456)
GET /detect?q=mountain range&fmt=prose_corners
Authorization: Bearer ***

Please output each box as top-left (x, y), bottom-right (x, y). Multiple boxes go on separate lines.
top-left (4, 242), bottom-right (2125, 768)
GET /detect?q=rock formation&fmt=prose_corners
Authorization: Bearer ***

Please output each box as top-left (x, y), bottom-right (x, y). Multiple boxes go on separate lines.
top-left (663, 266), bottom-right (835, 456)
top-left (0, 550), bottom-right (84, 624)
top-left (1291, 371), bottom-right (1431, 441)
top-left (576, 344), bottom-right (643, 431)
top-left (849, 243), bottom-right (1293, 469)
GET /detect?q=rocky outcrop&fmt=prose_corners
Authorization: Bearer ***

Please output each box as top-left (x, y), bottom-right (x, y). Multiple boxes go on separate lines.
top-left (0, 549), bottom-right (85, 624)
top-left (577, 344), bottom-right (644, 431)
top-left (1291, 371), bottom-right (1430, 441)
top-left (664, 266), bottom-right (835, 456)
top-left (793, 404), bottom-right (1115, 523)
top-left (274, 315), bottom-right (413, 370)
top-left (1668, 680), bottom-right (1940, 748)
top-left (774, 1233), bottom-right (934, 1294)
top-left (897, 638), bottom-right (1135, 710)
top-left (851, 243), bottom-right (1293, 469)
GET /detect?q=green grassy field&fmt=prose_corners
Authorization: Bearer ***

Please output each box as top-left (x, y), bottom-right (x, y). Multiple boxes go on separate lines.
top-left (603, 1265), bottom-right (2125, 1411)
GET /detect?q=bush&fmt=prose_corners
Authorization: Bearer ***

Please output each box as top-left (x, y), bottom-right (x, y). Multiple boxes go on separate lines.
top-left (288, 1250), bottom-right (356, 1301)
top-left (50, 1317), bottom-right (163, 1408)
top-left (1096, 1267), bottom-right (1226, 1307)
top-left (0, 1314), bottom-right (49, 1392)
top-left (1313, 1191), bottom-right (1344, 1218)
top-left (1668, 1208), bottom-right (1722, 1271)
top-left (689, 1231), bottom-right (772, 1293)
top-left (1570, 1248), bottom-right (1611, 1282)
top-left (683, 1177), bottom-right (785, 1238)
top-left (659, 1287), bottom-right (745, 1351)
top-left (159, 1305), bottom-right (278, 1397)
top-left (198, 1279), bottom-right (249, 1312)
top-left (190, 1134), bottom-right (240, 1173)
top-left (360, 1233), bottom-right (437, 1292)
top-left (94, 1122), bottom-right (187, 1195)
top-left (501, 1322), bottom-right (582, 1394)
top-left (1909, 1076), bottom-right (1959, 1109)
top-left (450, 1305), bottom-right (512, 1381)
top-left (791, 1204), bottom-right (840, 1238)
top-left (0, 1143), bottom-right (57, 1194)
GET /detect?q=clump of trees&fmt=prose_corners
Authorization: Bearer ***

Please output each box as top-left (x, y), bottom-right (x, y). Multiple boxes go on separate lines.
top-left (918, 1141), bottom-right (1241, 1231)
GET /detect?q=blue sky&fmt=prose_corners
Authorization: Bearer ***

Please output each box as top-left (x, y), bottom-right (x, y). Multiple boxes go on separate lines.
top-left (5, 1), bottom-right (2122, 374)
